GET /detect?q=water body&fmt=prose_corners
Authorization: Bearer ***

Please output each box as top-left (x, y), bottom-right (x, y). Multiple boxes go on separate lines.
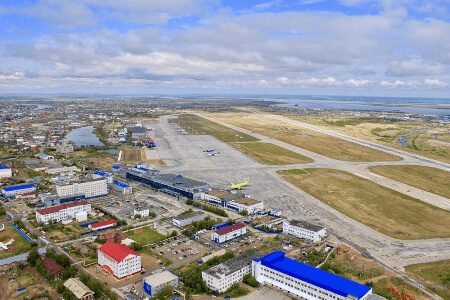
top-left (66, 126), bottom-right (104, 147)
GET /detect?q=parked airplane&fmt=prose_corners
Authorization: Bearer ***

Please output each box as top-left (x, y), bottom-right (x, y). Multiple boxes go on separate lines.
top-left (228, 178), bottom-right (250, 190)
top-left (203, 148), bottom-right (215, 153)
top-left (0, 239), bottom-right (14, 250)
top-left (208, 152), bottom-right (220, 156)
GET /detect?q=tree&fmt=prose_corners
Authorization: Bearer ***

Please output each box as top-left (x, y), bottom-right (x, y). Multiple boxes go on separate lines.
top-left (27, 248), bottom-right (40, 266)
top-left (243, 274), bottom-right (260, 288)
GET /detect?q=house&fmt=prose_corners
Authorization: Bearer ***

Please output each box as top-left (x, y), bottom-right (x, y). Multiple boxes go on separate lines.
top-left (99, 229), bottom-right (126, 243)
top-left (211, 223), bottom-right (246, 244)
top-left (89, 219), bottom-right (117, 231)
top-left (42, 258), bottom-right (65, 279)
top-left (63, 278), bottom-right (95, 300)
top-left (98, 242), bottom-right (141, 279)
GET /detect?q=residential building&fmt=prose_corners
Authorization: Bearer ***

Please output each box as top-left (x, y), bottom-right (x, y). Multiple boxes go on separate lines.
top-left (172, 211), bottom-right (207, 227)
top-left (211, 223), bottom-right (246, 244)
top-left (89, 219), bottom-right (117, 231)
top-left (93, 171), bottom-right (113, 183)
top-left (56, 179), bottom-right (108, 198)
top-left (133, 207), bottom-right (150, 218)
top-left (56, 139), bottom-right (75, 154)
top-left (202, 251), bottom-right (256, 293)
top-left (63, 278), bottom-right (95, 300)
top-left (98, 242), bottom-right (141, 279)
top-left (283, 220), bottom-right (327, 243)
top-left (36, 200), bottom-right (91, 224)
top-left (0, 165), bottom-right (12, 179)
top-left (143, 271), bottom-right (179, 296)
top-left (1, 183), bottom-right (36, 198)
top-left (112, 180), bottom-right (132, 194)
top-left (252, 251), bottom-right (372, 300)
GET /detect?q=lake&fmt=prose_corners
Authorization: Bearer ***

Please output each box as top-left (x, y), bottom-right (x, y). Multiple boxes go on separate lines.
top-left (66, 126), bottom-right (104, 147)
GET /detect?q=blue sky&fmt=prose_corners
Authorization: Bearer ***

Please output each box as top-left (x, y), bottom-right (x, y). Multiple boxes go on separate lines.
top-left (0, 0), bottom-right (449, 96)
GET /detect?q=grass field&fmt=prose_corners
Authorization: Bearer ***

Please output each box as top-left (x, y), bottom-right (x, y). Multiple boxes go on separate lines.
top-left (277, 168), bottom-right (450, 240)
top-left (208, 113), bottom-right (401, 162)
top-left (0, 224), bottom-right (33, 259)
top-left (405, 260), bottom-right (450, 299)
top-left (369, 165), bottom-right (450, 199)
top-left (125, 226), bottom-right (165, 245)
top-left (230, 142), bottom-right (313, 164)
top-left (173, 114), bottom-right (259, 142)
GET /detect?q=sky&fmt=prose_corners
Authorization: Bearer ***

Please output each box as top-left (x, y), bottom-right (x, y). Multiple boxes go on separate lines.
top-left (0, 0), bottom-right (449, 97)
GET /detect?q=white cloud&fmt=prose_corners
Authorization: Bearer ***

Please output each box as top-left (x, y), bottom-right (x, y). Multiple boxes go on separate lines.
top-left (345, 79), bottom-right (370, 87)
top-left (380, 80), bottom-right (420, 88)
top-left (424, 78), bottom-right (447, 87)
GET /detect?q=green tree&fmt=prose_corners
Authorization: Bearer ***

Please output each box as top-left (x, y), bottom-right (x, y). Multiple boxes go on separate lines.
top-left (27, 248), bottom-right (40, 266)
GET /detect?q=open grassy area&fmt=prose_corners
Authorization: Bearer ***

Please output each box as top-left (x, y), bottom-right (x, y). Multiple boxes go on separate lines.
top-left (405, 260), bottom-right (450, 299)
top-left (370, 165), bottom-right (450, 198)
top-left (230, 142), bottom-right (312, 164)
top-left (173, 114), bottom-right (259, 143)
top-left (277, 168), bottom-right (450, 239)
top-left (207, 113), bottom-right (401, 162)
top-left (0, 224), bottom-right (33, 259)
top-left (125, 226), bottom-right (165, 245)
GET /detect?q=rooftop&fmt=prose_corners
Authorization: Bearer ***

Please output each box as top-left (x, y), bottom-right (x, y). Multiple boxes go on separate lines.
top-left (94, 171), bottom-right (112, 177)
top-left (42, 258), bottom-right (65, 275)
top-left (204, 250), bottom-right (257, 278)
top-left (254, 252), bottom-right (371, 299)
top-left (0, 165), bottom-right (11, 170)
top-left (232, 197), bottom-right (261, 206)
top-left (207, 189), bottom-right (230, 199)
top-left (98, 241), bottom-right (139, 263)
top-left (64, 278), bottom-right (95, 299)
top-left (144, 271), bottom-right (178, 286)
top-left (37, 200), bottom-right (89, 215)
top-left (113, 180), bottom-right (130, 188)
top-left (174, 211), bottom-right (206, 221)
top-left (90, 219), bottom-right (117, 228)
top-left (215, 223), bottom-right (245, 236)
top-left (2, 183), bottom-right (36, 192)
top-left (288, 219), bottom-right (325, 232)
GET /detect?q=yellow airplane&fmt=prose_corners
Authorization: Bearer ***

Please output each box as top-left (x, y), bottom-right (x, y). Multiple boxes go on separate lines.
top-left (228, 178), bottom-right (250, 190)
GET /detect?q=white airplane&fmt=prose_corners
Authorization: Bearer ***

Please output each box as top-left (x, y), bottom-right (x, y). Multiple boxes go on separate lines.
top-left (208, 152), bottom-right (220, 156)
top-left (0, 239), bottom-right (14, 250)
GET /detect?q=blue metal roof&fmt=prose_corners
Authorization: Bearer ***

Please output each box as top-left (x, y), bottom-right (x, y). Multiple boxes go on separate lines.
top-left (111, 165), bottom-right (121, 170)
top-left (255, 251), bottom-right (371, 299)
top-left (2, 183), bottom-right (36, 192)
top-left (94, 171), bottom-right (111, 177)
top-left (0, 165), bottom-right (11, 170)
top-left (113, 181), bottom-right (130, 188)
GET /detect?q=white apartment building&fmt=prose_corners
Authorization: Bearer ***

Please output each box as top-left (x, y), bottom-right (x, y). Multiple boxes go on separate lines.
top-left (202, 252), bottom-right (255, 293)
top-left (134, 207), bottom-right (150, 218)
top-left (45, 166), bottom-right (80, 175)
top-left (56, 179), bottom-right (107, 198)
top-left (0, 165), bottom-right (12, 179)
top-left (252, 252), bottom-right (372, 300)
top-left (283, 220), bottom-right (327, 243)
top-left (211, 223), bottom-right (247, 244)
top-left (36, 200), bottom-right (91, 224)
top-left (172, 211), bottom-right (207, 227)
top-left (98, 242), bottom-right (141, 279)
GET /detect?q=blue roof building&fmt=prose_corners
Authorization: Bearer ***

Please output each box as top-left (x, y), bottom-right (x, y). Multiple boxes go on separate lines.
top-left (1, 183), bottom-right (37, 197)
top-left (112, 180), bottom-right (132, 194)
top-left (0, 165), bottom-right (12, 179)
top-left (0, 165), bottom-right (11, 170)
top-left (252, 251), bottom-right (372, 300)
top-left (93, 171), bottom-right (113, 183)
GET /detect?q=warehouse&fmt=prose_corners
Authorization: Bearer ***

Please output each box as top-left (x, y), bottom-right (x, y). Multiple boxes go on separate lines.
top-left (98, 241), bottom-right (141, 279)
top-left (1, 183), bottom-right (36, 198)
top-left (0, 165), bottom-right (12, 179)
top-left (56, 178), bottom-right (108, 199)
top-left (46, 166), bottom-right (80, 175)
top-left (89, 219), bottom-right (117, 231)
top-left (126, 169), bottom-right (210, 199)
top-left (202, 251), bottom-right (256, 293)
top-left (211, 223), bottom-right (246, 244)
top-left (283, 220), bottom-right (327, 243)
top-left (93, 171), bottom-right (113, 183)
top-left (252, 251), bottom-right (372, 300)
top-left (36, 200), bottom-right (91, 224)
top-left (172, 211), bottom-right (207, 227)
top-left (143, 271), bottom-right (179, 296)
top-left (112, 180), bottom-right (132, 194)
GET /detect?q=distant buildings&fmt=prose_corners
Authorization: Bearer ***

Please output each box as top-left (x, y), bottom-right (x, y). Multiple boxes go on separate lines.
top-left (130, 126), bottom-right (147, 138)
top-left (0, 165), bottom-right (12, 179)
top-left (93, 171), bottom-right (113, 184)
top-left (98, 242), bottom-right (141, 279)
top-left (63, 278), bottom-right (95, 300)
top-left (211, 223), bottom-right (246, 244)
top-left (143, 271), bottom-right (179, 296)
top-left (172, 211), bottom-right (207, 227)
top-left (56, 139), bottom-right (74, 154)
top-left (1, 183), bottom-right (36, 198)
top-left (202, 251), bottom-right (255, 293)
top-left (56, 178), bottom-right (108, 199)
top-left (252, 251), bottom-right (372, 300)
top-left (283, 220), bottom-right (327, 243)
top-left (36, 200), bottom-right (91, 224)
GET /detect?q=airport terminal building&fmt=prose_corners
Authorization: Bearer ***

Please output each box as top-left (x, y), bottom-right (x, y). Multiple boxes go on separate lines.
top-left (252, 251), bottom-right (372, 300)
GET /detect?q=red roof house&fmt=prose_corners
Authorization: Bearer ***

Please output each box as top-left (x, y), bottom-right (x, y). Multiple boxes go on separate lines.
top-left (215, 223), bottom-right (246, 236)
top-left (98, 242), bottom-right (139, 263)
top-left (89, 219), bottom-right (117, 231)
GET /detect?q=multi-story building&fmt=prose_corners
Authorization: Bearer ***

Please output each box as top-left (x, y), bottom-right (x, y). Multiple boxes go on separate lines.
top-left (0, 165), bottom-right (12, 179)
top-left (143, 271), bottom-right (179, 296)
top-left (226, 197), bottom-right (264, 214)
top-left (56, 139), bottom-right (75, 154)
top-left (36, 200), bottom-right (91, 224)
top-left (172, 211), bottom-right (207, 227)
top-left (93, 171), bottom-right (113, 183)
top-left (201, 189), bottom-right (264, 215)
top-left (283, 220), bottom-right (327, 243)
top-left (56, 179), bottom-right (108, 198)
top-left (1, 183), bottom-right (36, 198)
top-left (46, 166), bottom-right (80, 175)
top-left (98, 242), bottom-right (141, 279)
top-left (202, 251), bottom-right (256, 293)
top-left (112, 181), bottom-right (132, 194)
top-left (211, 223), bottom-right (246, 244)
top-left (252, 251), bottom-right (372, 300)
